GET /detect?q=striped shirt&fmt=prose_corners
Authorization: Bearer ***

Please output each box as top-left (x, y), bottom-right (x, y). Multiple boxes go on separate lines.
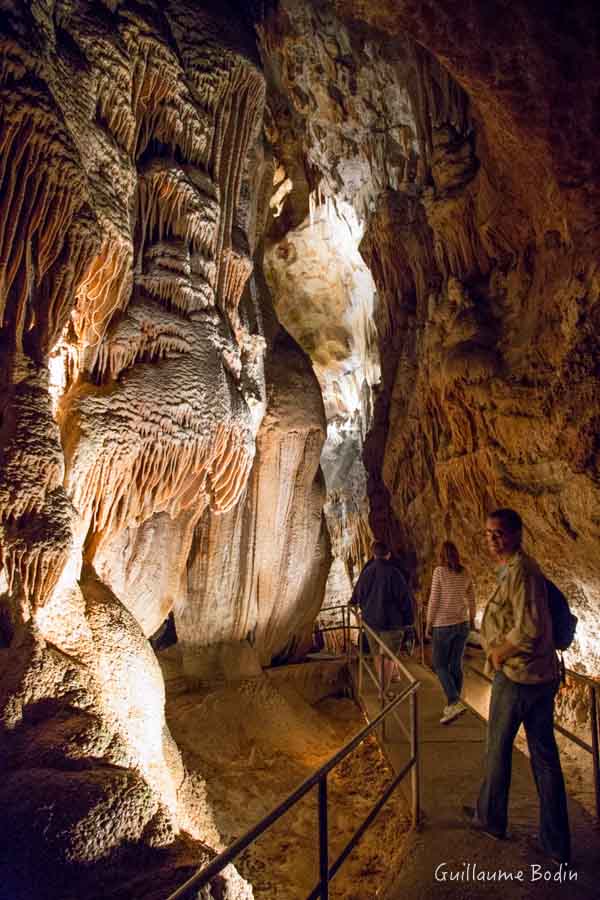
top-left (427, 566), bottom-right (475, 628)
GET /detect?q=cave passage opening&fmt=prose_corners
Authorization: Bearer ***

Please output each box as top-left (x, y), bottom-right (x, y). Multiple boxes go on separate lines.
top-left (264, 194), bottom-right (381, 611)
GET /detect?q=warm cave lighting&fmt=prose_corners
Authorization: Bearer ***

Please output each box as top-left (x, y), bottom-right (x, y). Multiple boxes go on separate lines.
top-left (308, 194), bottom-right (380, 419)
top-left (563, 596), bottom-right (597, 675)
top-left (48, 331), bottom-right (78, 416)
top-left (48, 340), bottom-right (68, 414)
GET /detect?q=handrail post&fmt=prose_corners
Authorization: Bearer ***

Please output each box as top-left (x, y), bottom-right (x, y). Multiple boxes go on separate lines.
top-left (590, 684), bottom-right (600, 823)
top-left (410, 688), bottom-right (420, 827)
top-left (318, 776), bottom-right (329, 899)
top-left (419, 594), bottom-right (425, 667)
top-left (346, 605), bottom-right (351, 670)
top-left (357, 614), bottom-right (363, 701)
top-left (379, 647), bottom-right (386, 741)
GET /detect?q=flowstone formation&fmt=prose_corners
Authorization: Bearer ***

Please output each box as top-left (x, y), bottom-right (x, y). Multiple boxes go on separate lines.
top-left (254, 0), bottom-right (600, 674)
top-left (258, 0), bottom-right (417, 591)
top-left (0, 1), bottom-right (329, 896)
top-left (264, 199), bottom-right (378, 598)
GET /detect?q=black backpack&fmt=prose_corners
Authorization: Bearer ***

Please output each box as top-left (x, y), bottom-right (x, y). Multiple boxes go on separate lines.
top-left (545, 578), bottom-right (577, 651)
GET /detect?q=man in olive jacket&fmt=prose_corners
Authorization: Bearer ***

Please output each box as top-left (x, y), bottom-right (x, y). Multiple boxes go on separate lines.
top-left (350, 541), bottom-right (414, 693)
top-left (466, 507), bottom-right (570, 865)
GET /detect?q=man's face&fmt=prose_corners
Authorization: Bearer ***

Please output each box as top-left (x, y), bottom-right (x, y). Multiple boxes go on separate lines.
top-left (485, 517), bottom-right (521, 561)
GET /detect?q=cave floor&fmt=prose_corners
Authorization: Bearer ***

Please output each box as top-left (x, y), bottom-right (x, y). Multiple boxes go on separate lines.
top-left (358, 658), bottom-right (600, 900)
top-left (161, 653), bottom-right (412, 899)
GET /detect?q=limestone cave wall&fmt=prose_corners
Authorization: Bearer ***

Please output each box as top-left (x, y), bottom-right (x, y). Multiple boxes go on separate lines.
top-left (0, 1), bottom-right (329, 895)
top-left (253, 0), bottom-right (600, 673)
top-left (358, 1), bottom-right (600, 673)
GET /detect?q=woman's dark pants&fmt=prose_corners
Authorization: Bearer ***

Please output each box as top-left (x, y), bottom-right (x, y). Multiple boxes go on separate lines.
top-left (431, 621), bottom-right (469, 705)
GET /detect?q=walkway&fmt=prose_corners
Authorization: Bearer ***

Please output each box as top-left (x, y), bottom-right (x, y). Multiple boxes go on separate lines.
top-left (355, 657), bottom-right (600, 899)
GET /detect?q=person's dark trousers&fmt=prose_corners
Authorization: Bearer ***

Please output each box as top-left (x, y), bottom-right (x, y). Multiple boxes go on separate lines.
top-left (431, 621), bottom-right (469, 705)
top-left (477, 671), bottom-right (571, 861)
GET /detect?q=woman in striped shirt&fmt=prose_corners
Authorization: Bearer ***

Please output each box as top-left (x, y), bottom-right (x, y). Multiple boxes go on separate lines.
top-left (426, 541), bottom-right (476, 724)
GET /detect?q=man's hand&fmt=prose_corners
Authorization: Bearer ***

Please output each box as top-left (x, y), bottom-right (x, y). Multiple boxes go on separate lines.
top-left (489, 648), bottom-right (504, 671)
top-left (489, 640), bottom-right (518, 671)
top-left (425, 625), bottom-right (432, 639)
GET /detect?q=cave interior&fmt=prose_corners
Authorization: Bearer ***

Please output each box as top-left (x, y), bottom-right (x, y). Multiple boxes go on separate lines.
top-left (0, 0), bottom-right (598, 897)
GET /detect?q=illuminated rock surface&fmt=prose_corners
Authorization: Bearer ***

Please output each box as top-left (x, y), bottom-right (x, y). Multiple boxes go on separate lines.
top-left (256, 0), bottom-right (600, 672)
top-left (0, 0), bottom-right (598, 896)
top-left (0, 1), bottom-right (314, 895)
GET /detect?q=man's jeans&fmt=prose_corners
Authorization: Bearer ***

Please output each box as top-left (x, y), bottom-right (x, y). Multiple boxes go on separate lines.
top-left (477, 671), bottom-right (571, 861)
top-left (431, 621), bottom-right (469, 705)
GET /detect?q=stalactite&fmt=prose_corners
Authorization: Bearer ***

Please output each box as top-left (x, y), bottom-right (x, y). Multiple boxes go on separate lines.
top-left (326, 504), bottom-right (372, 574)
top-left (68, 419), bottom-right (253, 539)
top-left (3, 541), bottom-right (69, 613)
top-left (71, 237), bottom-right (134, 372)
top-left (135, 273), bottom-right (214, 314)
top-left (212, 63), bottom-right (265, 317)
top-left (406, 40), bottom-right (470, 179)
top-left (0, 380), bottom-right (74, 612)
top-left (0, 91), bottom-right (84, 335)
top-left (97, 71), bottom-right (135, 149)
top-left (137, 165), bottom-right (219, 269)
top-left (436, 449), bottom-right (497, 519)
top-left (42, 214), bottom-right (101, 352)
top-left (221, 246), bottom-right (254, 318)
top-left (425, 191), bottom-right (490, 280)
top-left (124, 24), bottom-right (211, 167)
top-left (94, 326), bottom-right (191, 382)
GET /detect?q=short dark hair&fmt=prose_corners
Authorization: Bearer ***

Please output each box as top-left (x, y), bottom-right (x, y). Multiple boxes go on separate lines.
top-left (440, 541), bottom-right (463, 573)
top-left (372, 541), bottom-right (389, 559)
top-left (487, 508), bottom-right (523, 534)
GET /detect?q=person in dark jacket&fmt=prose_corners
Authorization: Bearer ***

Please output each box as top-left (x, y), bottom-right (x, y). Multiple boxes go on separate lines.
top-left (350, 541), bottom-right (414, 693)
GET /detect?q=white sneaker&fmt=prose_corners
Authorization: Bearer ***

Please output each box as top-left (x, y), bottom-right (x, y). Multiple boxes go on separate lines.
top-left (440, 704), bottom-right (453, 723)
top-left (440, 702), bottom-right (467, 725)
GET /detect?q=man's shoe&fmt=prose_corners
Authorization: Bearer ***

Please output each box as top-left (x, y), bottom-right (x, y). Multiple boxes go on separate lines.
top-left (440, 702), bottom-right (467, 725)
top-left (525, 834), bottom-right (571, 867)
top-left (462, 805), bottom-right (506, 841)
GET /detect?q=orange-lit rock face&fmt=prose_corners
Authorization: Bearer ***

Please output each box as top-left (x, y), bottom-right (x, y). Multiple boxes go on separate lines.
top-left (264, 200), bottom-right (379, 583)
top-left (1, 0), bottom-right (599, 894)
top-left (352, 6), bottom-right (600, 673)
top-left (256, 0), bottom-right (600, 673)
top-left (180, 329), bottom-right (330, 674)
top-left (0, 1), bottom-right (266, 622)
top-left (0, 2), bottom-right (272, 895)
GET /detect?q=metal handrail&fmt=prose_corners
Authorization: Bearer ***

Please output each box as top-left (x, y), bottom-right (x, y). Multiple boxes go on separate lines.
top-left (316, 603), bottom-right (357, 657)
top-left (348, 606), bottom-right (421, 824)
top-left (165, 659), bottom-right (420, 900)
